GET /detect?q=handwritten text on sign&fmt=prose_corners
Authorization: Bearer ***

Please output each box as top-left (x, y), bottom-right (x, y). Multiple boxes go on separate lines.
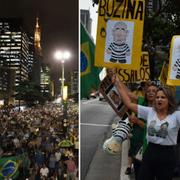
top-left (99, 0), bottom-right (144, 20)
top-left (114, 52), bottom-right (150, 83)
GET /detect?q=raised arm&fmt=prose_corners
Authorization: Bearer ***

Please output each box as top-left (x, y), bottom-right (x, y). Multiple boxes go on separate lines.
top-left (112, 74), bottom-right (138, 113)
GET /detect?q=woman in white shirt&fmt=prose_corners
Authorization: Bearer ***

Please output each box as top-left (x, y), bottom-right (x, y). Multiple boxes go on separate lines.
top-left (113, 75), bottom-right (180, 180)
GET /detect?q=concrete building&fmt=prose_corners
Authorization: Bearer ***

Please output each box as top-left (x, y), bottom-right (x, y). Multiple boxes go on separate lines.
top-left (80, 9), bottom-right (92, 35)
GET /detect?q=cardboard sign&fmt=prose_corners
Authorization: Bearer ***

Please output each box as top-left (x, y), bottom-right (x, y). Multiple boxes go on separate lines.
top-left (99, 75), bottom-right (127, 118)
top-left (115, 51), bottom-right (150, 82)
top-left (167, 35), bottom-right (180, 86)
top-left (95, 0), bottom-right (145, 70)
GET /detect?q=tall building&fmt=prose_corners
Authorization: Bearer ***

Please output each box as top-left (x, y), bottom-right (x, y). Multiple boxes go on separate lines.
top-left (0, 57), bottom-right (15, 105)
top-left (0, 18), bottom-right (29, 102)
top-left (33, 16), bottom-right (51, 94)
top-left (147, 0), bottom-right (165, 15)
top-left (70, 70), bottom-right (78, 95)
top-left (34, 17), bottom-right (42, 56)
top-left (28, 36), bottom-right (34, 75)
top-left (31, 16), bottom-right (43, 86)
top-left (80, 9), bottom-right (92, 35)
top-left (40, 63), bottom-right (51, 94)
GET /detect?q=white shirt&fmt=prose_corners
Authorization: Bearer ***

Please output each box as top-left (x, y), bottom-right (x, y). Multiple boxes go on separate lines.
top-left (40, 167), bottom-right (49, 177)
top-left (138, 105), bottom-right (180, 145)
top-left (55, 151), bottom-right (61, 161)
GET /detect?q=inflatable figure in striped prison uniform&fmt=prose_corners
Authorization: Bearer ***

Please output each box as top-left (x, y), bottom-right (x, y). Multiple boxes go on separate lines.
top-left (103, 117), bottom-right (132, 155)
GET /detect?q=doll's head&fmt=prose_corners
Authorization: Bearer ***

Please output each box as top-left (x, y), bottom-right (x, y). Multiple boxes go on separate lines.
top-left (112, 22), bottom-right (128, 44)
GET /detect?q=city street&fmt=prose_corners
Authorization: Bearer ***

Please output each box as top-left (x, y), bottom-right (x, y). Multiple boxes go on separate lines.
top-left (81, 98), bottom-right (180, 180)
top-left (80, 98), bottom-right (122, 180)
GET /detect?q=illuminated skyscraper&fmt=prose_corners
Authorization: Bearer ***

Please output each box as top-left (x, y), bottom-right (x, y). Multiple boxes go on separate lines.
top-left (34, 17), bottom-right (42, 56)
top-left (31, 16), bottom-right (43, 86)
top-left (33, 16), bottom-right (51, 94)
top-left (0, 19), bottom-right (29, 85)
top-left (40, 63), bottom-right (51, 94)
top-left (0, 18), bottom-right (29, 104)
top-left (70, 70), bottom-right (78, 95)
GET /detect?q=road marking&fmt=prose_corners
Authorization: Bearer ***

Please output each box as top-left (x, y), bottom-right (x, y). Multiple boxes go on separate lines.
top-left (81, 99), bottom-right (98, 104)
top-left (81, 99), bottom-right (108, 105)
top-left (81, 123), bottom-right (111, 127)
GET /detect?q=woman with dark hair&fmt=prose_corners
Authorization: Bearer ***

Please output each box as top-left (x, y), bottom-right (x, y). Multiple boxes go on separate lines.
top-left (113, 75), bottom-right (180, 180)
top-left (125, 82), bottom-right (158, 179)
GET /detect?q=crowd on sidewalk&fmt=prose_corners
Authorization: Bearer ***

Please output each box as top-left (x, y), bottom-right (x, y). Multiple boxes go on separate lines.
top-left (0, 102), bottom-right (79, 180)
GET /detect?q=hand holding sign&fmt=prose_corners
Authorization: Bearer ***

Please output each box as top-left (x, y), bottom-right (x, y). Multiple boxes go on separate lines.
top-left (100, 75), bottom-right (126, 118)
top-left (100, 72), bottom-right (133, 155)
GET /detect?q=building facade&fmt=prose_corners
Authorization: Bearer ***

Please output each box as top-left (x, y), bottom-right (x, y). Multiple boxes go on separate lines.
top-left (70, 70), bottom-right (78, 95)
top-left (0, 18), bottom-right (29, 104)
top-left (80, 9), bottom-right (92, 35)
top-left (40, 63), bottom-right (51, 94)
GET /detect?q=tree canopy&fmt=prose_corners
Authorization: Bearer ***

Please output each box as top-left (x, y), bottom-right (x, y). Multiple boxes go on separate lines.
top-left (15, 80), bottom-right (51, 106)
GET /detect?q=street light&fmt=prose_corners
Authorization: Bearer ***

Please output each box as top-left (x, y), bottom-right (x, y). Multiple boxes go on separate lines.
top-left (54, 50), bottom-right (71, 121)
top-left (54, 50), bottom-right (71, 97)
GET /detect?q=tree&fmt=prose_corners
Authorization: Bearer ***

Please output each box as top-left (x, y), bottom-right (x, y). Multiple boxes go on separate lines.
top-left (15, 80), bottom-right (45, 106)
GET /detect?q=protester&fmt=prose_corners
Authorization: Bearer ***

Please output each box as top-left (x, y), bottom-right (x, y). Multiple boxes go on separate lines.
top-left (40, 163), bottom-right (49, 179)
top-left (64, 156), bottom-right (77, 180)
top-left (113, 74), bottom-right (180, 180)
top-left (125, 82), bottom-right (158, 179)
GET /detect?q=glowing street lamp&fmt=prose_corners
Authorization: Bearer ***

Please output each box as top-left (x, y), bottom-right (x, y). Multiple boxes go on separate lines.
top-left (54, 50), bottom-right (71, 97)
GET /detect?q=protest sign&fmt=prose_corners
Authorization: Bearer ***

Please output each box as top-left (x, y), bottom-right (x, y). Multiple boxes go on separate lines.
top-left (95, 0), bottom-right (145, 70)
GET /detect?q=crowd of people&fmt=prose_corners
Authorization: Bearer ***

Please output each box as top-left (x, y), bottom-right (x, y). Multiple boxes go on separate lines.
top-left (0, 101), bottom-right (79, 180)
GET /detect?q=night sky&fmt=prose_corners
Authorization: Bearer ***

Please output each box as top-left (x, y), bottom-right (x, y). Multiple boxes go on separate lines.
top-left (0, 0), bottom-right (79, 93)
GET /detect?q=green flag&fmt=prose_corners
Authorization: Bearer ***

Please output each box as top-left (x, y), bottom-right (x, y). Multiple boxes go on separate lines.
top-left (80, 23), bottom-right (102, 99)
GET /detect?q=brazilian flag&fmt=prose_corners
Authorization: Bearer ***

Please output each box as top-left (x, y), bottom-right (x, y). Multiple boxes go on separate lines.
top-left (0, 154), bottom-right (30, 179)
top-left (0, 157), bottom-right (19, 179)
top-left (81, 23), bottom-right (102, 99)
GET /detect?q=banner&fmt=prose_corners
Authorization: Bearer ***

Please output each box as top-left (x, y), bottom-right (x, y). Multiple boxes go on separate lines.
top-left (95, 0), bottom-right (145, 70)
top-left (115, 51), bottom-right (150, 83)
top-left (80, 23), bottom-right (102, 99)
top-left (167, 35), bottom-right (180, 86)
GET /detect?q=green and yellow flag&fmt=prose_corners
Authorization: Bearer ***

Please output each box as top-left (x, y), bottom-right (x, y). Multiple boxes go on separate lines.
top-left (0, 154), bottom-right (30, 179)
top-left (81, 23), bottom-right (102, 99)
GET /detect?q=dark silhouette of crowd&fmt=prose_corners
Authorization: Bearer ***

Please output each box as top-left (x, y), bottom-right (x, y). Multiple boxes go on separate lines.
top-left (0, 102), bottom-right (79, 180)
